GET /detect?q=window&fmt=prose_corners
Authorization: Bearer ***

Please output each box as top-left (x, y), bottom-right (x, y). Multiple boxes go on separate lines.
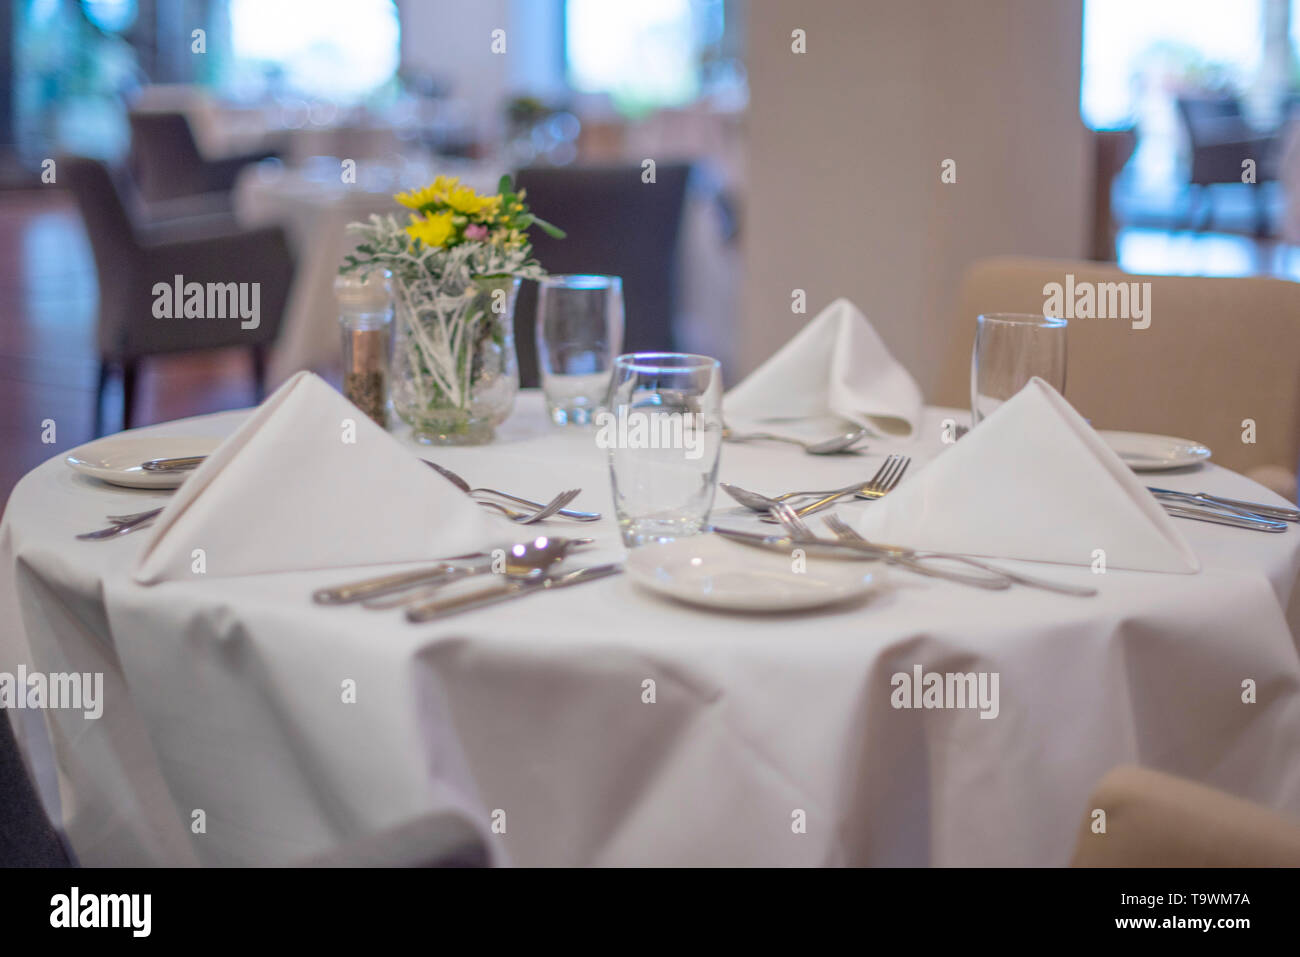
top-left (566, 0), bottom-right (723, 114)
top-left (1081, 0), bottom-right (1291, 131)
top-left (226, 0), bottom-right (400, 103)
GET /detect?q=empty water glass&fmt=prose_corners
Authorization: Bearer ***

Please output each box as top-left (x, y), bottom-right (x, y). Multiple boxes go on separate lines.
top-left (536, 275), bottom-right (624, 425)
top-left (603, 353), bottom-right (724, 547)
top-left (971, 313), bottom-right (1067, 426)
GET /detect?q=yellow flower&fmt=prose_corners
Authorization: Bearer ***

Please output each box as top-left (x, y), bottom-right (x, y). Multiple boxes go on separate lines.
top-left (405, 211), bottom-right (456, 247)
top-left (446, 183), bottom-right (501, 216)
top-left (394, 175), bottom-right (461, 210)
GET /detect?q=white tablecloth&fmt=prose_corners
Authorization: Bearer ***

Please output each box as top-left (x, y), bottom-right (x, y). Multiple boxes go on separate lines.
top-left (4, 395), bottom-right (1300, 866)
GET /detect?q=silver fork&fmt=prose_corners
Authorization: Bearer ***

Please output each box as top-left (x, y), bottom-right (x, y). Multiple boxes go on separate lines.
top-left (423, 460), bottom-right (601, 521)
top-left (100, 486), bottom-right (579, 533)
top-left (81, 490), bottom-right (580, 540)
top-left (823, 514), bottom-right (1096, 597)
top-left (759, 454), bottom-right (910, 523)
top-left (483, 488), bottom-right (580, 524)
top-left (855, 454), bottom-right (910, 501)
top-left (108, 507), bottom-right (165, 524)
top-left (76, 510), bottom-right (160, 540)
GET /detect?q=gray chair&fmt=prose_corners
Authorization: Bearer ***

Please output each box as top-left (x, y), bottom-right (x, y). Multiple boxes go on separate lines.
top-left (512, 163), bottom-right (692, 387)
top-left (127, 110), bottom-right (278, 202)
top-left (60, 157), bottom-right (294, 433)
top-left (1175, 95), bottom-right (1278, 234)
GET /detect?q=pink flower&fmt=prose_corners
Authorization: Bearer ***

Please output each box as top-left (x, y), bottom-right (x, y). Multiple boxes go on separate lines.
top-left (465, 223), bottom-right (489, 241)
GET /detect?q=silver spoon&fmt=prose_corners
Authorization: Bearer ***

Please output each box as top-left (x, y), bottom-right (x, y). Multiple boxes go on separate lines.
top-left (402, 537), bottom-right (586, 620)
top-left (362, 536), bottom-right (591, 609)
top-left (722, 427), bottom-right (869, 455)
top-left (311, 535), bottom-right (593, 605)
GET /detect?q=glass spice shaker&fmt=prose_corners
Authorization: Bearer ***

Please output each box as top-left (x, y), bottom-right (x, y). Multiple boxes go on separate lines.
top-left (334, 270), bottom-right (393, 428)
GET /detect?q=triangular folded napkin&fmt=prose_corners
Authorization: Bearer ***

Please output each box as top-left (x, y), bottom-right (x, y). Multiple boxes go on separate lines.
top-left (851, 378), bottom-right (1200, 573)
top-left (725, 297), bottom-right (924, 438)
top-left (133, 372), bottom-right (500, 583)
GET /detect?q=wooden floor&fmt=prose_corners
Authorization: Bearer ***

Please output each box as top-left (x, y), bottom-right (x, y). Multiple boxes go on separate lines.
top-left (0, 190), bottom-right (258, 520)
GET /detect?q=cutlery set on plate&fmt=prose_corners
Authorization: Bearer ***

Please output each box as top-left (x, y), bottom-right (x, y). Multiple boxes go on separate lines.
top-left (75, 459), bottom-right (601, 540)
top-left (311, 535), bottom-right (621, 623)
top-left (710, 446), bottom-right (1299, 594)
top-left (72, 425), bottom-right (1298, 612)
top-left (713, 453), bottom-right (1099, 596)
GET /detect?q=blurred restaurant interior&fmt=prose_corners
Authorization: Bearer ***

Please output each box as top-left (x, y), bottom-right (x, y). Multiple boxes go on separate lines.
top-left (4, 0), bottom-right (1300, 501)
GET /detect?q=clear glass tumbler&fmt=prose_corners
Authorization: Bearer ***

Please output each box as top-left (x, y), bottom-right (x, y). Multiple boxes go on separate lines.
top-left (971, 312), bottom-right (1067, 426)
top-left (536, 274), bottom-right (624, 425)
top-left (604, 353), bottom-right (724, 547)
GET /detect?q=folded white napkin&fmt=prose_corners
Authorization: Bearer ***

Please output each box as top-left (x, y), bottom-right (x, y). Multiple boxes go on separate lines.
top-left (725, 297), bottom-right (924, 438)
top-left (851, 378), bottom-right (1200, 573)
top-left (133, 372), bottom-right (501, 583)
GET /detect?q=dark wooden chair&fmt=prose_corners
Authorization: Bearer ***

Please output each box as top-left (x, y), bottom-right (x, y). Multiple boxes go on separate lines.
top-left (127, 110), bottom-right (278, 202)
top-left (60, 157), bottom-right (294, 434)
top-left (512, 163), bottom-right (692, 387)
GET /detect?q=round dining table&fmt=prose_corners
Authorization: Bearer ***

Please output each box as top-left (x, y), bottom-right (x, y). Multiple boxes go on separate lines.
top-left (4, 393), bottom-right (1300, 866)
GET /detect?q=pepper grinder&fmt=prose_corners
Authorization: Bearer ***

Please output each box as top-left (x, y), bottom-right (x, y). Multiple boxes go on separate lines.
top-left (334, 270), bottom-right (393, 428)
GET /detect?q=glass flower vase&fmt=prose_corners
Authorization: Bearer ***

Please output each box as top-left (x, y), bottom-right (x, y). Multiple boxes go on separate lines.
top-left (390, 274), bottom-right (521, 444)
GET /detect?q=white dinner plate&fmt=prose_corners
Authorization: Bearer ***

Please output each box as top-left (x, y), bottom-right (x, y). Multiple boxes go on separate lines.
top-left (626, 534), bottom-right (882, 612)
top-left (1098, 430), bottom-right (1212, 472)
top-left (65, 436), bottom-right (220, 489)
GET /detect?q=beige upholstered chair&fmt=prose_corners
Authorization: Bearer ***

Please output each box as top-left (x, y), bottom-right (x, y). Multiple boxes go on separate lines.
top-left (1071, 765), bottom-right (1300, 866)
top-left (937, 257), bottom-right (1300, 501)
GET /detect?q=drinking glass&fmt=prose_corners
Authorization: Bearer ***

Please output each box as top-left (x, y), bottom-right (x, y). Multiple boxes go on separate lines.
top-left (536, 275), bottom-right (624, 425)
top-left (971, 313), bottom-right (1067, 426)
top-left (604, 353), bottom-right (724, 547)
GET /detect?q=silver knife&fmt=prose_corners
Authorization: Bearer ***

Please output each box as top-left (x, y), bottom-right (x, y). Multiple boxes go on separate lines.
top-left (312, 538), bottom-right (597, 604)
top-left (709, 527), bottom-right (1012, 590)
top-left (710, 526), bottom-right (894, 561)
top-left (1150, 487), bottom-right (1300, 524)
top-left (141, 456), bottom-right (207, 472)
top-left (312, 551), bottom-right (507, 605)
top-left (311, 561), bottom-right (482, 605)
top-left (405, 563), bottom-right (623, 623)
top-left (710, 527), bottom-right (1097, 595)
top-left (1161, 502), bottom-right (1287, 532)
